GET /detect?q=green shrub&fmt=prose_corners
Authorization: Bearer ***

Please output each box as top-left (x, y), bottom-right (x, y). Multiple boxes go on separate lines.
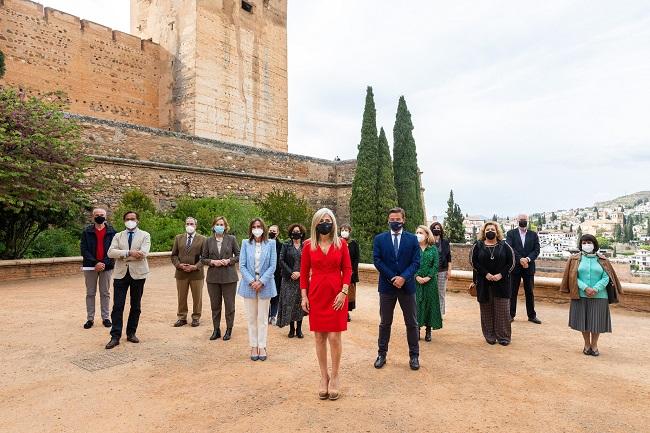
top-left (24, 227), bottom-right (81, 258)
top-left (136, 212), bottom-right (184, 252)
top-left (255, 189), bottom-right (313, 236)
top-left (115, 189), bottom-right (156, 218)
top-left (172, 195), bottom-right (261, 242)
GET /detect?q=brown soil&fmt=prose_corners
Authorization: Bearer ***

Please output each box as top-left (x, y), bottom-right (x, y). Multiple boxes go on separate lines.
top-left (1, 265), bottom-right (649, 433)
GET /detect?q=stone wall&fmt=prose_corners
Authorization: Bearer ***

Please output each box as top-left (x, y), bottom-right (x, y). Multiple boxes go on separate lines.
top-left (78, 115), bottom-right (354, 221)
top-left (0, 0), bottom-right (172, 128)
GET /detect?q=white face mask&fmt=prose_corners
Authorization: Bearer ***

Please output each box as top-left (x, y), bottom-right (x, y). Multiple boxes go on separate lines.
top-left (582, 243), bottom-right (594, 254)
top-left (252, 228), bottom-right (264, 238)
top-left (340, 230), bottom-right (350, 239)
top-left (185, 225), bottom-right (196, 234)
top-left (125, 220), bottom-right (137, 230)
top-left (416, 233), bottom-right (426, 243)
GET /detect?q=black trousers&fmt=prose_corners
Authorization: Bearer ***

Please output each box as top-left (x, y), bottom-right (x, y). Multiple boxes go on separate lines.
top-left (269, 275), bottom-right (281, 318)
top-left (110, 270), bottom-right (145, 339)
top-left (510, 272), bottom-right (536, 319)
top-left (378, 291), bottom-right (419, 357)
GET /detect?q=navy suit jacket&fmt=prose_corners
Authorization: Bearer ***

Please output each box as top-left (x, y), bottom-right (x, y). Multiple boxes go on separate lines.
top-left (373, 231), bottom-right (421, 295)
top-left (505, 229), bottom-right (540, 276)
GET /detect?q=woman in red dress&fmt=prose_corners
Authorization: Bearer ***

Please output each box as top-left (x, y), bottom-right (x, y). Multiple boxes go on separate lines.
top-left (300, 208), bottom-right (352, 401)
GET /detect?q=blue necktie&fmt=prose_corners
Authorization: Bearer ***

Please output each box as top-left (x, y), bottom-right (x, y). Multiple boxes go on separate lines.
top-left (393, 233), bottom-right (399, 257)
top-left (128, 231), bottom-right (134, 249)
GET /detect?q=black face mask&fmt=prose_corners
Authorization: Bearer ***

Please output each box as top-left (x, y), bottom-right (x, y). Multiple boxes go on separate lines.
top-left (316, 222), bottom-right (333, 235)
top-left (290, 232), bottom-right (302, 240)
top-left (94, 216), bottom-right (106, 224)
top-left (486, 231), bottom-right (497, 240)
top-left (519, 220), bottom-right (528, 228)
top-left (389, 221), bottom-right (404, 232)
top-left (268, 232), bottom-right (277, 239)
top-left (431, 229), bottom-right (441, 236)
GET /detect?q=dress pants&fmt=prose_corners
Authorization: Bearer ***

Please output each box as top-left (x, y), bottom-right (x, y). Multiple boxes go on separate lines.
top-left (110, 270), bottom-right (145, 339)
top-left (244, 296), bottom-right (271, 348)
top-left (207, 282), bottom-right (237, 329)
top-left (480, 292), bottom-right (512, 343)
top-left (269, 275), bottom-right (281, 318)
top-left (510, 272), bottom-right (537, 319)
top-left (176, 278), bottom-right (203, 321)
top-left (84, 269), bottom-right (112, 321)
top-left (378, 291), bottom-right (419, 357)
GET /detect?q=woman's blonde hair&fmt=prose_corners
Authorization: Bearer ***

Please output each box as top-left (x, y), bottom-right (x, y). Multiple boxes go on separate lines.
top-left (478, 221), bottom-right (505, 241)
top-left (416, 225), bottom-right (435, 246)
top-left (309, 208), bottom-right (341, 251)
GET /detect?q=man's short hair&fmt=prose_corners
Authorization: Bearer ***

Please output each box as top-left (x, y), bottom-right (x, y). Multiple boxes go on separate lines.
top-left (123, 210), bottom-right (139, 220)
top-left (388, 207), bottom-right (406, 218)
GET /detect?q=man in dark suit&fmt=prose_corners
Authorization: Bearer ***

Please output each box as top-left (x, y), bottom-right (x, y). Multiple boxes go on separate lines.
top-left (505, 213), bottom-right (542, 324)
top-left (373, 207), bottom-right (422, 370)
top-left (171, 217), bottom-right (206, 328)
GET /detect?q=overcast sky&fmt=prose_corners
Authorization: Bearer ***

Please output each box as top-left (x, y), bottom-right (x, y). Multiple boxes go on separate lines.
top-left (39, 0), bottom-right (650, 219)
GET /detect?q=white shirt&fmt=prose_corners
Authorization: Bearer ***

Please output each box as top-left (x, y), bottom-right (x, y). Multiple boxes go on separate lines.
top-left (254, 242), bottom-right (262, 275)
top-left (519, 228), bottom-right (527, 247)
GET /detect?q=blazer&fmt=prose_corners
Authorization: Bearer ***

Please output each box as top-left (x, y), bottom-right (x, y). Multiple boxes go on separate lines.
top-left (171, 233), bottom-right (206, 280)
top-left (107, 228), bottom-right (151, 280)
top-left (201, 234), bottom-right (240, 284)
top-left (279, 240), bottom-right (303, 280)
top-left (80, 223), bottom-right (116, 269)
top-left (237, 239), bottom-right (278, 299)
top-left (372, 231), bottom-right (421, 295)
top-left (505, 229), bottom-right (540, 275)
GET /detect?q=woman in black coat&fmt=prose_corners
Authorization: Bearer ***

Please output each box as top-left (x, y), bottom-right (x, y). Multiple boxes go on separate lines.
top-left (340, 224), bottom-right (359, 322)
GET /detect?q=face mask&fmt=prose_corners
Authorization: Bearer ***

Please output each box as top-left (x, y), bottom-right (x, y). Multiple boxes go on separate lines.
top-left (340, 230), bottom-right (350, 239)
top-left (389, 221), bottom-right (403, 232)
top-left (125, 220), bottom-right (137, 230)
top-left (290, 232), bottom-right (302, 240)
top-left (213, 225), bottom-right (225, 235)
top-left (252, 228), bottom-right (264, 238)
top-left (582, 243), bottom-right (594, 254)
top-left (268, 232), bottom-right (277, 239)
top-left (94, 216), bottom-right (106, 224)
top-left (485, 231), bottom-right (496, 240)
top-left (317, 222), bottom-right (333, 235)
top-left (185, 225), bottom-right (196, 234)
top-left (416, 233), bottom-right (425, 243)
top-left (519, 220), bottom-right (528, 228)
top-left (431, 229), bottom-right (441, 236)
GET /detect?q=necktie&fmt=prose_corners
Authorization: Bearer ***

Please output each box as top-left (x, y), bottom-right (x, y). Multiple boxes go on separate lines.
top-left (128, 231), bottom-right (134, 249)
top-left (393, 233), bottom-right (399, 256)
top-left (186, 235), bottom-right (193, 252)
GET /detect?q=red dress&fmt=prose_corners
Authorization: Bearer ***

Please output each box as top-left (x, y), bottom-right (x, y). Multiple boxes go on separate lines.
top-left (300, 239), bottom-right (353, 332)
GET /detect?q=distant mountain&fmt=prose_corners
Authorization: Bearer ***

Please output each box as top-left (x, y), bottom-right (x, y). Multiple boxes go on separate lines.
top-left (594, 191), bottom-right (650, 209)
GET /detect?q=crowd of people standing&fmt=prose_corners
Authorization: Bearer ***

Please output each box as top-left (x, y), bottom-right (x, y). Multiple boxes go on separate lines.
top-left (80, 206), bottom-right (622, 399)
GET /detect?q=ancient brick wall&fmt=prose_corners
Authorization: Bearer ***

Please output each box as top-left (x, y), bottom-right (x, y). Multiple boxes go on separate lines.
top-left (0, 0), bottom-right (172, 128)
top-left (78, 116), bottom-right (353, 222)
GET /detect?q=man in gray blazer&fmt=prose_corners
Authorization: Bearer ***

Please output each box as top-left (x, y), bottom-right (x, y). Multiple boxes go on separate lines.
top-left (171, 217), bottom-right (206, 327)
top-left (105, 211), bottom-right (151, 349)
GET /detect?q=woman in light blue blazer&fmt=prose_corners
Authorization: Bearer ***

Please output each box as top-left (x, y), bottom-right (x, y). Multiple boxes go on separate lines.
top-left (238, 217), bottom-right (277, 361)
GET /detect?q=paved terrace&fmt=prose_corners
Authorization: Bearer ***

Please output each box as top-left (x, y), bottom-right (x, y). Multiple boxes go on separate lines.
top-left (1, 265), bottom-right (649, 433)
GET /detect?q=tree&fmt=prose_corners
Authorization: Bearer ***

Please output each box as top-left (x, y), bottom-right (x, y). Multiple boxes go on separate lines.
top-left (350, 86), bottom-right (380, 262)
top-left (647, 218), bottom-right (650, 236)
top-left (392, 95), bottom-right (424, 232)
top-left (0, 50), bottom-right (5, 79)
top-left (255, 189), bottom-right (313, 235)
top-left (614, 224), bottom-right (623, 242)
top-left (444, 190), bottom-right (465, 243)
top-left (115, 188), bottom-right (156, 217)
top-left (576, 226), bottom-right (583, 248)
top-left (492, 214), bottom-right (498, 222)
top-left (569, 223), bottom-right (573, 233)
top-left (0, 88), bottom-right (89, 259)
top-left (375, 127), bottom-right (398, 231)
top-left (596, 236), bottom-right (611, 250)
top-left (471, 225), bottom-right (477, 241)
top-left (550, 212), bottom-right (557, 222)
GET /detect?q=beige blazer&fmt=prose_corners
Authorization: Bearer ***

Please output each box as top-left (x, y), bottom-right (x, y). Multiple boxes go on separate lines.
top-left (171, 233), bottom-right (205, 280)
top-left (108, 228), bottom-right (151, 280)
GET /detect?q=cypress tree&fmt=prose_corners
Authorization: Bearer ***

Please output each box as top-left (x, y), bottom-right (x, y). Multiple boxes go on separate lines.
top-left (0, 50), bottom-right (5, 79)
top-left (576, 226), bottom-right (583, 248)
top-left (392, 96), bottom-right (425, 232)
top-left (350, 86), bottom-right (379, 262)
top-left (376, 127), bottom-right (398, 232)
top-left (444, 190), bottom-right (465, 243)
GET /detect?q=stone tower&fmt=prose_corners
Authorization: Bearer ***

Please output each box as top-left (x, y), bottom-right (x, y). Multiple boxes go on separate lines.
top-left (130, 0), bottom-right (288, 152)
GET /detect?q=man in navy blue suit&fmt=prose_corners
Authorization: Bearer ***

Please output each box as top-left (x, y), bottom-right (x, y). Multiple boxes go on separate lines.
top-left (373, 207), bottom-right (422, 370)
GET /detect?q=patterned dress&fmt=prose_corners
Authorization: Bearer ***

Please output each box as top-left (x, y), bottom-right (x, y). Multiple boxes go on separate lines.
top-left (276, 241), bottom-right (305, 327)
top-left (416, 245), bottom-right (442, 329)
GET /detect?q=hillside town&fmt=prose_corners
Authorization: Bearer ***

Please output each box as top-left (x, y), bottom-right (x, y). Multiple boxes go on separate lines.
top-left (438, 194), bottom-right (650, 276)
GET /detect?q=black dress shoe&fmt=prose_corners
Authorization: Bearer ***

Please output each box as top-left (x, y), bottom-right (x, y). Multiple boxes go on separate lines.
top-left (105, 338), bottom-right (119, 349)
top-left (173, 319), bottom-right (188, 327)
top-left (210, 328), bottom-right (221, 340)
top-left (102, 319), bottom-right (112, 328)
top-left (374, 355), bottom-right (386, 369)
top-left (425, 327), bottom-right (432, 342)
top-left (528, 317), bottom-right (542, 324)
top-left (223, 328), bottom-right (232, 341)
top-left (126, 334), bottom-right (139, 343)
top-left (296, 329), bottom-right (304, 339)
top-left (191, 319), bottom-right (200, 327)
top-left (498, 340), bottom-right (510, 346)
top-left (83, 320), bottom-right (93, 329)
top-left (486, 339), bottom-right (497, 345)
top-left (409, 356), bottom-right (420, 370)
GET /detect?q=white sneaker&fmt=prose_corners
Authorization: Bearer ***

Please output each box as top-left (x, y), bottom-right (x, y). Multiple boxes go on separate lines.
top-left (271, 317), bottom-right (277, 326)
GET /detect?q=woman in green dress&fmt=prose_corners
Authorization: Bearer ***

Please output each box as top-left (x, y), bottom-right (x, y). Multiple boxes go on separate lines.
top-left (415, 225), bottom-right (442, 342)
